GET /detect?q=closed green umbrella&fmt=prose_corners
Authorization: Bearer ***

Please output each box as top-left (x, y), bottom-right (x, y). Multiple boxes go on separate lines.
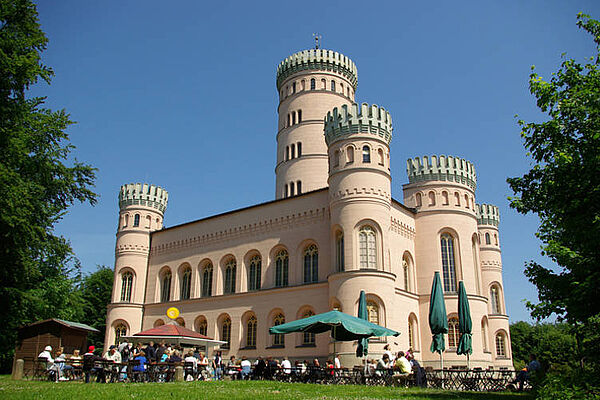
top-left (429, 271), bottom-right (448, 354)
top-left (356, 290), bottom-right (369, 358)
top-left (456, 281), bottom-right (473, 366)
top-left (429, 271), bottom-right (448, 381)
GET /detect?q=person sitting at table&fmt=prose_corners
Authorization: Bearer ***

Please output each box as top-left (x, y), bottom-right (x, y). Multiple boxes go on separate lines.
top-left (375, 353), bottom-right (391, 377)
top-left (406, 352), bottom-right (425, 387)
top-left (143, 341), bottom-right (156, 362)
top-left (515, 354), bottom-right (541, 391)
top-left (183, 351), bottom-right (198, 381)
top-left (253, 356), bottom-right (266, 379)
top-left (167, 349), bottom-right (182, 363)
top-left (197, 352), bottom-right (210, 380)
top-left (155, 342), bottom-right (166, 362)
top-left (55, 349), bottom-right (72, 380)
top-left (240, 356), bottom-right (251, 380)
top-left (159, 348), bottom-right (169, 362)
top-left (83, 346), bottom-right (105, 383)
top-left (394, 351), bottom-right (412, 375)
top-left (325, 359), bottom-right (335, 376)
top-left (37, 345), bottom-right (57, 380)
top-left (131, 350), bottom-right (147, 381)
top-left (70, 349), bottom-right (82, 366)
top-left (227, 355), bottom-right (241, 380)
top-left (104, 345), bottom-right (122, 363)
top-left (281, 356), bottom-right (292, 375)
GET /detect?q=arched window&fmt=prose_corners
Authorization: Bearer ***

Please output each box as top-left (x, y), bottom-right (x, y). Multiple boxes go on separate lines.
top-left (146, 215), bottom-right (151, 229)
top-left (296, 180), bottom-right (302, 194)
top-left (408, 319), bottom-right (414, 349)
top-left (321, 79), bottom-right (326, 89)
top-left (160, 270), bottom-right (171, 302)
top-left (301, 79), bottom-right (305, 91)
top-left (491, 285), bottom-right (501, 314)
top-left (273, 314), bottom-right (285, 346)
top-left (303, 244), bottom-right (318, 283)
top-left (472, 236), bottom-right (481, 294)
top-left (114, 324), bottom-right (127, 345)
top-left (246, 315), bottom-right (257, 348)
top-left (335, 232), bottom-right (344, 272)
top-left (292, 82), bottom-right (296, 94)
top-left (297, 142), bottom-right (302, 157)
top-left (347, 146), bottom-right (354, 163)
top-left (408, 314), bottom-right (419, 351)
top-left (366, 301), bottom-right (379, 325)
top-left (440, 234), bottom-right (458, 292)
top-left (442, 191), bottom-right (449, 205)
top-left (221, 317), bottom-right (231, 349)
top-left (454, 192), bottom-right (461, 206)
top-left (482, 318), bottom-right (489, 352)
top-left (310, 78), bottom-right (316, 90)
top-left (415, 193), bottom-right (422, 207)
top-left (202, 264), bottom-right (213, 297)
top-left (494, 234), bottom-right (498, 246)
top-left (133, 214), bottom-right (140, 227)
top-left (287, 113), bottom-right (291, 128)
top-left (340, 82), bottom-right (344, 95)
top-left (464, 194), bottom-right (470, 208)
top-left (285, 146), bottom-right (290, 161)
top-left (224, 259), bottom-right (236, 294)
top-left (180, 267), bottom-right (191, 300)
top-left (378, 148), bottom-right (384, 165)
top-left (196, 318), bottom-right (207, 336)
top-left (289, 181), bottom-right (295, 196)
top-left (175, 317), bottom-right (185, 327)
top-left (120, 271), bottom-right (133, 302)
top-left (448, 317), bottom-right (460, 348)
top-left (403, 260), bottom-right (409, 291)
top-left (359, 226), bottom-right (376, 269)
top-left (292, 111), bottom-right (296, 125)
top-left (334, 150), bottom-right (340, 167)
top-left (302, 310), bottom-right (315, 345)
top-left (284, 184), bottom-right (288, 198)
top-left (429, 191), bottom-right (436, 206)
top-left (290, 144), bottom-right (295, 159)
top-left (347, 86), bottom-right (351, 97)
top-left (274, 250), bottom-right (289, 287)
top-left (297, 110), bottom-right (302, 123)
top-left (485, 233), bottom-right (491, 245)
top-left (248, 255), bottom-right (261, 291)
top-left (495, 332), bottom-right (507, 357)
top-left (362, 146), bottom-right (371, 163)
top-left (123, 214), bottom-right (129, 227)
top-left (154, 319), bottom-right (165, 328)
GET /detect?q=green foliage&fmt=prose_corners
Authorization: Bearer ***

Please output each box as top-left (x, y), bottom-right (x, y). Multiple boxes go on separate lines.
top-left (507, 13), bottom-right (600, 326)
top-left (0, 0), bottom-right (97, 372)
top-left (79, 266), bottom-right (114, 348)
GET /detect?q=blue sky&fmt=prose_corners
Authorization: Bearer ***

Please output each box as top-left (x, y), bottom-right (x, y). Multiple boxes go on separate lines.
top-left (33, 0), bottom-right (599, 323)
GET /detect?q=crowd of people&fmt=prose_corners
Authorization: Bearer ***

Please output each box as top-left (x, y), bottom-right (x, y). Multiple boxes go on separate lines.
top-left (37, 342), bottom-right (426, 385)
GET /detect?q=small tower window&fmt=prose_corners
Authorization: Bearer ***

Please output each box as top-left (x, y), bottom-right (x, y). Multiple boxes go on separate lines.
top-left (440, 234), bottom-right (458, 292)
top-left (334, 150), bottom-right (340, 167)
top-left (287, 113), bottom-right (291, 127)
top-left (290, 143), bottom-right (295, 159)
top-left (359, 226), bottom-right (376, 269)
top-left (496, 333), bottom-right (507, 357)
top-left (133, 214), bottom-right (140, 227)
top-left (347, 87), bottom-right (350, 97)
top-left (296, 180), bottom-right (302, 194)
top-left (123, 214), bottom-right (129, 228)
top-left (292, 82), bottom-right (296, 94)
top-left (275, 250), bottom-right (289, 287)
top-left (321, 79), bottom-right (326, 89)
top-left (310, 78), bottom-right (316, 90)
top-left (120, 271), bottom-right (133, 302)
top-left (454, 192), bottom-right (461, 206)
top-left (331, 80), bottom-right (336, 91)
top-left (429, 191), bottom-right (436, 206)
top-left (290, 181), bottom-right (295, 196)
top-left (145, 215), bottom-right (151, 229)
top-left (485, 233), bottom-right (491, 245)
top-left (297, 142), bottom-right (302, 157)
top-left (494, 234), bottom-right (498, 246)
top-left (301, 79), bottom-right (305, 91)
top-left (442, 191), bottom-right (449, 205)
top-left (340, 83), bottom-right (344, 95)
top-left (335, 231), bottom-right (344, 272)
top-left (362, 146), bottom-right (371, 163)
top-left (415, 192), bottom-right (422, 207)
top-left (491, 285), bottom-right (502, 314)
top-left (297, 110), bottom-right (302, 123)
top-left (464, 194), bottom-right (470, 208)
top-left (285, 146), bottom-right (290, 161)
top-left (347, 146), bottom-right (354, 163)
top-left (378, 148), bottom-right (384, 165)
top-left (284, 184), bottom-right (288, 198)
top-left (292, 111), bottom-right (296, 125)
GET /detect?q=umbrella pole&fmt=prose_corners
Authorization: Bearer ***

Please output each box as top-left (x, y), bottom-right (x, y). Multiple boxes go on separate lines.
top-left (440, 351), bottom-right (444, 389)
top-left (467, 353), bottom-right (470, 370)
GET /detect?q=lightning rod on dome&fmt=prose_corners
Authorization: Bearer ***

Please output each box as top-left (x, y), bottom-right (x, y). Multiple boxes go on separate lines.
top-left (313, 33), bottom-right (322, 49)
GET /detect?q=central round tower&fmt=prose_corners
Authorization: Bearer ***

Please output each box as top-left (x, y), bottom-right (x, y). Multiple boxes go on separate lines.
top-left (275, 49), bottom-right (357, 199)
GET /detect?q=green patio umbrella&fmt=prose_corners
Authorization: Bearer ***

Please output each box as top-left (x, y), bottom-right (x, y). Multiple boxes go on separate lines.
top-left (356, 290), bottom-right (369, 358)
top-left (429, 271), bottom-right (448, 378)
top-left (269, 310), bottom-right (399, 340)
top-left (456, 281), bottom-right (473, 367)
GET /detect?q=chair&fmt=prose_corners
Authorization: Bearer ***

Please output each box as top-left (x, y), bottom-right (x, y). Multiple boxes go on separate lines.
top-left (183, 361), bottom-right (197, 381)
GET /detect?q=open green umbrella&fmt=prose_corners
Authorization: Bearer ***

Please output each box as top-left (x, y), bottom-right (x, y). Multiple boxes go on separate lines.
top-left (269, 310), bottom-right (399, 340)
top-left (429, 271), bottom-right (448, 354)
top-left (456, 281), bottom-right (473, 366)
top-left (356, 290), bottom-right (369, 358)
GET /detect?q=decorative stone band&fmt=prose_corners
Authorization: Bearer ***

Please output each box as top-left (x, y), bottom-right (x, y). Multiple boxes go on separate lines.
top-left (324, 103), bottom-right (392, 146)
top-left (406, 155), bottom-right (477, 190)
top-left (119, 183), bottom-right (168, 213)
top-left (476, 203), bottom-right (500, 226)
top-left (276, 49), bottom-right (358, 90)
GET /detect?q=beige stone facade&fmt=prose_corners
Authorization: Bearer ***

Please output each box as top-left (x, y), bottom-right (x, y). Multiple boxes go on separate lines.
top-left (104, 48), bottom-right (512, 369)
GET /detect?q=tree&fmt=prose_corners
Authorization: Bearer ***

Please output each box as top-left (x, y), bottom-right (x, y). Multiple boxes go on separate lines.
top-left (0, 0), bottom-right (97, 371)
top-left (79, 266), bottom-right (114, 348)
top-left (507, 14), bottom-right (600, 330)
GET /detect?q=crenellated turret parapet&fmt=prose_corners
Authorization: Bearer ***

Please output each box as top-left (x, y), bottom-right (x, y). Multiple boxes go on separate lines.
top-left (324, 103), bottom-right (392, 146)
top-left (406, 155), bottom-right (477, 190)
top-left (119, 183), bottom-right (168, 213)
top-left (276, 49), bottom-right (358, 90)
top-left (477, 203), bottom-right (500, 226)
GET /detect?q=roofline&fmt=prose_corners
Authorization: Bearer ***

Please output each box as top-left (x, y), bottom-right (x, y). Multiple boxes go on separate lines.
top-left (153, 187), bottom-right (328, 234)
top-left (391, 197), bottom-right (416, 214)
top-left (20, 318), bottom-right (99, 332)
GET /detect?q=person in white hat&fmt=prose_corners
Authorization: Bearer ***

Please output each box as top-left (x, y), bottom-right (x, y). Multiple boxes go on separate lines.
top-left (38, 346), bottom-right (54, 363)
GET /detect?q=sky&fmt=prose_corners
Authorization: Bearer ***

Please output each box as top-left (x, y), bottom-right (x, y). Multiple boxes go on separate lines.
top-left (32, 0), bottom-right (600, 324)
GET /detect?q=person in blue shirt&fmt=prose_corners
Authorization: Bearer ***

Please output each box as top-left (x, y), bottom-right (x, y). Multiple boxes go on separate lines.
top-left (133, 351), bottom-right (147, 372)
top-left (516, 354), bottom-right (541, 391)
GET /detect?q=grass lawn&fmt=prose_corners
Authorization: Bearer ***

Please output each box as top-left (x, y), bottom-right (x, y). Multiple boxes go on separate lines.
top-left (0, 375), bottom-right (533, 399)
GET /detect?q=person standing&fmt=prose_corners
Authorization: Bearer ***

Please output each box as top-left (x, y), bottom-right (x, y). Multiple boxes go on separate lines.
top-left (213, 351), bottom-right (223, 380)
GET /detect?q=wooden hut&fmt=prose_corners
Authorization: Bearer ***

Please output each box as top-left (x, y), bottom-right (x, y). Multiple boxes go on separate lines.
top-left (14, 318), bottom-right (99, 375)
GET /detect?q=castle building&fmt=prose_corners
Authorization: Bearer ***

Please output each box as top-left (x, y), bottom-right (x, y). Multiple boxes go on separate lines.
top-left (104, 47), bottom-right (512, 368)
